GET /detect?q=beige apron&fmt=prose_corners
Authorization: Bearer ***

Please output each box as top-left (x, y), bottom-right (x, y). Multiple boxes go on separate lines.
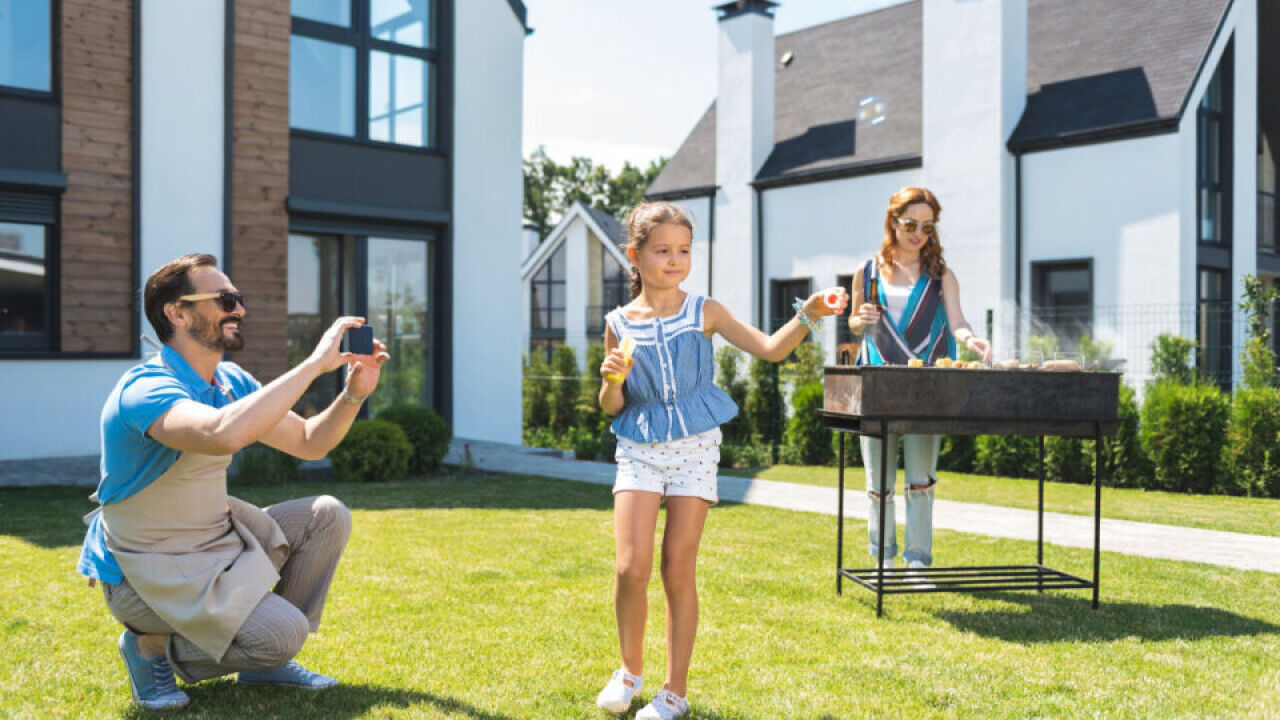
top-left (99, 450), bottom-right (290, 661)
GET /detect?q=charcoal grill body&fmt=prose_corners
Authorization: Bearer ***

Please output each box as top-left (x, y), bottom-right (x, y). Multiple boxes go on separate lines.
top-left (821, 366), bottom-right (1121, 617)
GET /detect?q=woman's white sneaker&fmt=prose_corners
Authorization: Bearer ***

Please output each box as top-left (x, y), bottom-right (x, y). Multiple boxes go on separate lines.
top-left (595, 668), bottom-right (642, 714)
top-left (636, 689), bottom-right (689, 720)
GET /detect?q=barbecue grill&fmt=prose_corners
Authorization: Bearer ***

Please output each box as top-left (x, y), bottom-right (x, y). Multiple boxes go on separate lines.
top-left (820, 365), bottom-right (1121, 617)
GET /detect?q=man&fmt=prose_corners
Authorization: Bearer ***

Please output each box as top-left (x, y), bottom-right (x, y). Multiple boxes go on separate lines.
top-left (77, 254), bottom-right (389, 710)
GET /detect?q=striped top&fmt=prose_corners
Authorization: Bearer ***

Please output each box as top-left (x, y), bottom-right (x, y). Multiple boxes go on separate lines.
top-left (606, 294), bottom-right (739, 443)
top-left (857, 258), bottom-right (956, 366)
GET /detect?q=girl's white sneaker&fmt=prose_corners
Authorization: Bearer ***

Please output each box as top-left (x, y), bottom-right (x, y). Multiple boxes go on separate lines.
top-left (636, 689), bottom-right (689, 720)
top-left (595, 668), bottom-right (643, 714)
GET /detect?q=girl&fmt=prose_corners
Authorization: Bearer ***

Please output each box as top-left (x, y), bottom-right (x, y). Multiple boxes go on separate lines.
top-left (847, 186), bottom-right (991, 573)
top-left (595, 201), bottom-right (846, 719)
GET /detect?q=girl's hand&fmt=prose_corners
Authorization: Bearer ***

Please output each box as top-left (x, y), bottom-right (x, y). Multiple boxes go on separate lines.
top-left (965, 336), bottom-right (993, 363)
top-left (856, 302), bottom-right (882, 326)
top-left (803, 289), bottom-right (848, 319)
top-left (600, 348), bottom-right (633, 386)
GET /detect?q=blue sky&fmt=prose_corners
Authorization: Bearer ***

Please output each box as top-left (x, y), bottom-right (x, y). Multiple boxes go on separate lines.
top-left (522, 0), bottom-right (909, 171)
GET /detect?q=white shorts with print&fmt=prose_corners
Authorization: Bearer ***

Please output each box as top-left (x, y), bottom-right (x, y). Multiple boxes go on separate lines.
top-left (613, 427), bottom-right (722, 503)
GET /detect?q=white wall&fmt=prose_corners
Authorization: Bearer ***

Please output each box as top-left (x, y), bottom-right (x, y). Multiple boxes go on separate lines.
top-left (760, 167), bottom-right (922, 360)
top-left (1232, 0), bottom-right (1259, 386)
top-left (1021, 133), bottom-right (1182, 383)
top-left (670, 195), bottom-right (712, 298)
top-left (140, 0), bottom-right (225, 340)
top-left (563, 217), bottom-right (588, 365)
top-left (453, 0), bottom-right (524, 443)
top-left (0, 360), bottom-right (135, 460)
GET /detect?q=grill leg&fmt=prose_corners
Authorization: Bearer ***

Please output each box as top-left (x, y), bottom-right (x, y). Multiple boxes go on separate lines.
top-left (837, 432), bottom-right (845, 596)
top-left (876, 422), bottom-right (888, 618)
top-left (1038, 435), bottom-right (1045, 593)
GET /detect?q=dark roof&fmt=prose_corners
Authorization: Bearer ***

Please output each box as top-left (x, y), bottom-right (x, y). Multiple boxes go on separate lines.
top-left (648, 0), bottom-right (1230, 196)
top-left (583, 204), bottom-right (626, 245)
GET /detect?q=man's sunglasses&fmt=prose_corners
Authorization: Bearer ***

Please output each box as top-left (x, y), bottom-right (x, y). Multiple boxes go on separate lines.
top-left (178, 290), bottom-right (246, 312)
top-left (894, 216), bottom-right (938, 235)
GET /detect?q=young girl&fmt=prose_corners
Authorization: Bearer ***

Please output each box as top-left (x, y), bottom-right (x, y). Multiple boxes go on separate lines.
top-left (595, 201), bottom-right (846, 719)
top-left (847, 186), bottom-right (991, 574)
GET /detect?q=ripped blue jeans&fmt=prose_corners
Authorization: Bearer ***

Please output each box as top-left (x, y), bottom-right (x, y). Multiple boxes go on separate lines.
top-left (859, 433), bottom-right (940, 566)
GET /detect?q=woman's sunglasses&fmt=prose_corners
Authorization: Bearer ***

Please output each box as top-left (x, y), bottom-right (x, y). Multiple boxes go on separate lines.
top-left (179, 290), bottom-right (246, 312)
top-left (894, 216), bottom-right (937, 235)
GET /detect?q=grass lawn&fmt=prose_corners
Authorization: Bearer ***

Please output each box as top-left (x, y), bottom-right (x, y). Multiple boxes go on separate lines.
top-left (3, 473), bottom-right (1279, 719)
top-left (725, 463), bottom-right (1280, 538)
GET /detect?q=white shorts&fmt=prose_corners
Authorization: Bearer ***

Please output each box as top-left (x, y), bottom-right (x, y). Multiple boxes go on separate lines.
top-left (613, 427), bottom-right (722, 504)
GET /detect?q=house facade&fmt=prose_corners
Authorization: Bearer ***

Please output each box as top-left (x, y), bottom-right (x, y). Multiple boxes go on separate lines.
top-left (0, 0), bottom-right (527, 471)
top-left (645, 0), bottom-right (1278, 388)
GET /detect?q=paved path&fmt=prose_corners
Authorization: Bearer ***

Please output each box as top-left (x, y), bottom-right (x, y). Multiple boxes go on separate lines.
top-left (446, 438), bottom-right (1280, 574)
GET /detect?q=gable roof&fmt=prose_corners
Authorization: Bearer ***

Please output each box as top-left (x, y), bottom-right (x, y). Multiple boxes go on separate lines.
top-left (520, 202), bottom-right (629, 280)
top-left (647, 0), bottom-right (1231, 197)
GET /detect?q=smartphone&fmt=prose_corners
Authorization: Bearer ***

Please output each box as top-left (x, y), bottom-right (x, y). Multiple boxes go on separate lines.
top-left (345, 325), bottom-right (374, 355)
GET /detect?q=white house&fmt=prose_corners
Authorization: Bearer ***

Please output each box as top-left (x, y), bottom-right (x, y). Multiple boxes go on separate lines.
top-left (643, 0), bottom-right (1278, 388)
top-left (0, 0), bottom-right (528, 480)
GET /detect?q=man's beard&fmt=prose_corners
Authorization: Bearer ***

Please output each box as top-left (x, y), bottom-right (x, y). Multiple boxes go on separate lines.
top-left (188, 311), bottom-right (244, 352)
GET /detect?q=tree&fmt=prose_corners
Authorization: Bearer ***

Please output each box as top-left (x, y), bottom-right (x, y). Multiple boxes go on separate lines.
top-left (523, 146), bottom-right (668, 239)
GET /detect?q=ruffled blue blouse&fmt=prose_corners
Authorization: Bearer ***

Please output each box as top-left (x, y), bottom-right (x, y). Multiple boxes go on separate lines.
top-left (606, 294), bottom-right (739, 443)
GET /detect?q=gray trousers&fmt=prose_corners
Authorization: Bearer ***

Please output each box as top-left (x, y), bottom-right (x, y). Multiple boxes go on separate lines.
top-left (103, 495), bottom-right (352, 683)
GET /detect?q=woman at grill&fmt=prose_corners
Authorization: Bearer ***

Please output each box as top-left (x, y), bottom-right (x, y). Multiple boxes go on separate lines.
top-left (847, 186), bottom-right (992, 572)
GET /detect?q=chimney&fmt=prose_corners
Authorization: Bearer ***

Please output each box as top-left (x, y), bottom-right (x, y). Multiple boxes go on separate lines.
top-left (713, 0), bottom-right (776, 326)
top-left (921, 0), bottom-right (1026, 355)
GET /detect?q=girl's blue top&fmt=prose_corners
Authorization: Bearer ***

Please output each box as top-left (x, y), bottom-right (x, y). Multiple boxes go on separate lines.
top-left (606, 294), bottom-right (739, 443)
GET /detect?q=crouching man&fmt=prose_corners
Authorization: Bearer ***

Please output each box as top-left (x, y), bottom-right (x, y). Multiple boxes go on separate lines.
top-left (76, 254), bottom-right (389, 710)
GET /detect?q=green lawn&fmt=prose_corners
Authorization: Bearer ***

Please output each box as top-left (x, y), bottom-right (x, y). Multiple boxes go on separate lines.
top-left (3, 474), bottom-right (1279, 719)
top-left (725, 464), bottom-right (1280, 538)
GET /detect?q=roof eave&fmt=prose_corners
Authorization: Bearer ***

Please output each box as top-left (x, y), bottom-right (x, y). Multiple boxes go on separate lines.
top-left (1008, 116), bottom-right (1180, 155)
top-left (751, 155), bottom-right (922, 191)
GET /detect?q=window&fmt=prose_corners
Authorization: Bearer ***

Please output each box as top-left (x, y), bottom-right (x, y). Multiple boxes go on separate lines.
top-left (770, 278), bottom-right (812, 333)
top-left (1031, 261), bottom-right (1092, 351)
top-left (0, 193), bottom-right (57, 352)
top-left (287, 231), bottom-right (434, 416)
top-left (0, 0), bottom-right (52, 92)
top-left (291, 0), bottom-right (436, 148)
top-left (1260, 129), bottom-right (1278, 254)
top-left (835, 273), bottom-right (859, 364)
top-left (1197, 267), bottom-right (1231, 389)
top-left (588, 240), bottom-right (628, 338)
top-left (1198, 51), bottom-right (1232, 247)
top-left (530, 244), bottom-right (566, 361)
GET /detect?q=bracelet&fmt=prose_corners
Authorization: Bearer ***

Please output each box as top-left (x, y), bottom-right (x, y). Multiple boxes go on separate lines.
top-left (340, 389), bottom-right (368, 406)
top-left (792, 297), bottom-right (822, 334)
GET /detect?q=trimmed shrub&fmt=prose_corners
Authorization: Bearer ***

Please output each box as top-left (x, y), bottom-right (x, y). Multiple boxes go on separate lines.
top-left (1149, 334), bottom-right (1196, 386)
top-left (720, 440), bottom-right (772, 469)
top-left (744, 357), bottom-right (778, 443)
top-left (523, 351), bottom-right (552, 439)
top-left (331, 419), bottom-right (411, 483)
top-left (1097, 384), bottom-right (1152, 488)
top-left (716, 346), bottom-right (751, 446)
top-left (1227, 385), bottom-right (1280, 497)
top-left (784, 380), bottom-right (834, 466)
top-left (1045, 436), bottom-right (1091, 485)
top-left (938, 435), bottom-right (976, 473)
top-left (565, 424), bottom-right (603, 462)
top-left (576, 343), bottom-right (608, 436)
top-left (229, 443), bottom-right (302, 485)
top-left (1139, 381), bottom-right (1229, 493)
top-left (378, 404), bottom-right (451, 474)
top-left (550, 345), bottom-right (580, 433)
top-left (974, 435), bottom-right (1039, 479)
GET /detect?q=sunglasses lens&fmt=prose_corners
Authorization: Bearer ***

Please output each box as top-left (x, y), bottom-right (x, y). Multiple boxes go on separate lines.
top-left (900, 220), bottom-right (917, 232)
top-left (219, 292), bottom-right (243, 312)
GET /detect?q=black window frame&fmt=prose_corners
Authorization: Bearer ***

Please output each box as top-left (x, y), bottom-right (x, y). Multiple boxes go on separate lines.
top-left (530, 243), bottom-right (566, 358)
top-left (0, 0), bottom-right (57, 98)
top-left (588, 240), bottom-right (628, 338)
top-left (290, 0), bottom-right (440, 152)
top-left (1197, 46), bottom-right (1233, 249)
top-left (1030, 259), bottom-right (1093, 351)
top-left (0, 192), bottom-right (60, 353)
top-left (1260, 128), bottom-right (1279, 256)
top-left (770, 277), bottom-right (812, 334)
top-left (1196, 265), bottom-right (1232, 389)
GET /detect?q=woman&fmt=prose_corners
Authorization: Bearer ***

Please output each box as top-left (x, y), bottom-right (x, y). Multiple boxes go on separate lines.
top-left (847, 187), bottom-right (991, 570)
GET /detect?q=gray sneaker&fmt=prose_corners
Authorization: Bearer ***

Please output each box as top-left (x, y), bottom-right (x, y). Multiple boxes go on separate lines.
top-left (117, 631), bottom-right (190, 711)
top-left (238, 660), bottom-right (337, 689)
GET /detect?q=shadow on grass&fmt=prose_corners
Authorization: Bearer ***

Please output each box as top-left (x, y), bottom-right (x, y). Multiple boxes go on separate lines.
top-left (120, 682), bottom-right (518, 720)
top-left (935, 592), bottom-right (1280, 643)
top-left (0, 474), bottom-right (615, 549)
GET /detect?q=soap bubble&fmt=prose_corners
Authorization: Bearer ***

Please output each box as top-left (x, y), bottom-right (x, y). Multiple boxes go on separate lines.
top-left (857, 95), bottom-right (887, 125)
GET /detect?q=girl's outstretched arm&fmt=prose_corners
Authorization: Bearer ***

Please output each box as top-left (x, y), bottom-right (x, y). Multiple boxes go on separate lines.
top-left (599, 323), bottom-right (630, 416)
top-left (704, 291), bottom-right (846, 363)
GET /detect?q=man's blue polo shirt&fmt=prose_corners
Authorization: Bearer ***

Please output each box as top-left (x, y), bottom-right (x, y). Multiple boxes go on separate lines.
top-left (77, 345), bottom-right (262, 584)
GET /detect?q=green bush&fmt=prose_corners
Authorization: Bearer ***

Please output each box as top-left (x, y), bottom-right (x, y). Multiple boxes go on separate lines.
top-left (576, 343), bottom-right (608, 435)
top-left (523, 351), bottom-right (552, 435)
top-left (1139, 381), bottom-right (1229, 493)
top-left (1149, 334), bottom-right (1197, 386)
top-left (1045, 436), bottom-right (1091, 485)
top-left (524, 426), bottom-right (560, 450)
top-left (378, 404), bottom-right (451, 474)
top-left (229, 443), bottom-right (302, 485)
top-left (744, 357), bottom-right (778, 444)
top-left (1097, 384), bottom-right (1152, 488)
top-left (716, 346), bottom-right (751, 446)
top-left (550, 345), bottom-right (580, 433)
top-left (565, 424), bottom-right (603, 462)
top-left (974, 435), bottom-right (1039, 479)
top-left (330, 419), bottom-right (411, 483)
top-left (1227, 385), bottom-right (1280, 497)
top-left (783, 380), bottom-right (834, 466)
top-left (938, 435), bottom-right (976, 473)
top-left (720, 439), bottom-right (772, 469)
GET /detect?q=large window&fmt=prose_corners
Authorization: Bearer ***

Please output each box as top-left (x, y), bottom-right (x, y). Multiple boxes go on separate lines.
top-left (1198, 51), bottom-right (1232, 247)
top-left (0, 193), bottom-right (57, 352)
top-left (1261, 130), bottom-right (1278, 255)
top-left (588, 240), bottom-right (628, 338)
top-left (287, 232), bottom-right (434, 416)
top-left (530, 244), bottom-right (565, 361)
top-left (770, 278), bottom-right (812, 333)
top-left (0, 0), bottom-right (52, 92)
top-left (1031, 261), bottom-right (1093, 352)
top-left (1197, 267), bottom-right (1232, 389)
top-left (290, 0), bottom-right (436, 148)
